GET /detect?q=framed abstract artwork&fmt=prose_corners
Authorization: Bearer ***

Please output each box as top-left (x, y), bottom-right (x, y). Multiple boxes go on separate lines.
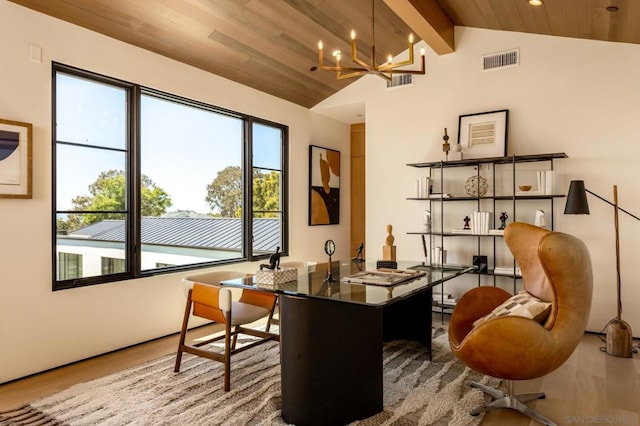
top-left (457, 109), bottom-right (508, 159)
top-left (309, 145), bottom-right (340, 225)
top-left (0, 118), bottom-right (33, 199)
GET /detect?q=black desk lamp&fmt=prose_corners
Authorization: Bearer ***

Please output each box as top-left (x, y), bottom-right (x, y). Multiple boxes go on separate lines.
top-left (564, 180), bottom-right (638, 357)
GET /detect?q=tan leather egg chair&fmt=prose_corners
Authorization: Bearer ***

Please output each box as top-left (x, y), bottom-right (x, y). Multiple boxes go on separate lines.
top-left (449, 222), bottom-right (593, 426)
top-left (175, 273), bottom-right (279, 391)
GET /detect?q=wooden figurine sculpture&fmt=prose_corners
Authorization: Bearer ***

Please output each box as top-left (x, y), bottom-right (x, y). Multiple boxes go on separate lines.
top-left (383, 224), bottom-right (397, 261)
top-left (442, 128), bottom-right (450, 161)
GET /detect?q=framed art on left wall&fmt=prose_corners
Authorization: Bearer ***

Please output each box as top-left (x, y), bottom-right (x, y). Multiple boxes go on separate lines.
top-left (0, 118), bottom-right (32, 199)
top-left (309, 145), bottom-right (340, 225)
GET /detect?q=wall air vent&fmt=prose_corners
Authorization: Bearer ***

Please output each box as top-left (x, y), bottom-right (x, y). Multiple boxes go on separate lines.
top-left (482, 49), bottom-right (519, 71)
top-left (386, 74), bottom-right (413, 89)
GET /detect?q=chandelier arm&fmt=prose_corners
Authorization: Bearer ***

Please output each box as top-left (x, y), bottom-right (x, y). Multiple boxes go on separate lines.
top-left (320, 65), bottom-right (368, 72)
top-left (378, 42), bottom-right (415, 71)
top-left (373, 72), bottom-right (392, 81)
top-left (337, 70), bottom-right (370, 80)
top-left (351, 40), bottom-right (373, 70)
top-left (379, 56), bottom-right (425, 74)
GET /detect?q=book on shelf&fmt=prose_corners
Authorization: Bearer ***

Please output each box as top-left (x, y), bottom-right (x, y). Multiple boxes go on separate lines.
top-left (516, 190), bottom-right (540, 196)
top-left (341, 268), bottom-right (425, 286)
top-left (470, 211), bottom-right (491, 235)
top-left (493, 265), bottom-right (522, 276)
top-left (536, 170), bottom-right (554, 195)
top-left (451, 228), bottom-right (472, 234)
top-left (433, 292), bottom-right (457, 306)
top-left (415, 176), bottom-right (432, 198)
top-left (452, 227), bottom-right (502, 235)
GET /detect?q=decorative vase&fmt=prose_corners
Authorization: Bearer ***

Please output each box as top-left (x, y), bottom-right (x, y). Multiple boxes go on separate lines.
top-left (422, 210), bottom-right (431, 233)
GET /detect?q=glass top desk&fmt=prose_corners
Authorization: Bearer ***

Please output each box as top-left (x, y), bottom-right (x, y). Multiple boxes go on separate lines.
top-left (221, 260), bottom-right (474, 426)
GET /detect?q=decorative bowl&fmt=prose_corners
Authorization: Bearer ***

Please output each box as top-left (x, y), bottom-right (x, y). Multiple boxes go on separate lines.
top-left (518, 185), bottom-right (532, 192)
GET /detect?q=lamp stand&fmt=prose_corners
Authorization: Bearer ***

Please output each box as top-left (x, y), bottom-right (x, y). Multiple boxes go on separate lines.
top-left (604, 185), bottom-right (633, 358)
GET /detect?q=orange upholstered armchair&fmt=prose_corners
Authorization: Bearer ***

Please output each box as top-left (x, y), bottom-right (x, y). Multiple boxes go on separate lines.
top-left (449, 222), bottom-right (593, 425)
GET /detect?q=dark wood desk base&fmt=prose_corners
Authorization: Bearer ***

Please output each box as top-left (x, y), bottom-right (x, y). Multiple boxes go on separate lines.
top-left (279, 287), bottom-right (433, 426)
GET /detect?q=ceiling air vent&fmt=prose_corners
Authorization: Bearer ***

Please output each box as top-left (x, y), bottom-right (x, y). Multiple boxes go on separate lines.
top-left (386, 74), bottom-right (413, 89)
top-left (482, 49), bottom-right (519, 71)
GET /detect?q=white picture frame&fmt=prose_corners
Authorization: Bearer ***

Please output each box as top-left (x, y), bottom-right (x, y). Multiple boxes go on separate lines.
top-left (457, 110), bottom-right (508, 160)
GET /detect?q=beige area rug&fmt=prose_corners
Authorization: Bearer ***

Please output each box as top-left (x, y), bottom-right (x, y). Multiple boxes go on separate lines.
top-left (0, 330), bottom-right (500, 425)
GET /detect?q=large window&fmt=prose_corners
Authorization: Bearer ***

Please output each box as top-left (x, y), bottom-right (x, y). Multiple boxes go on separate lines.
top-left (53, 63), bottom-right (288, 290)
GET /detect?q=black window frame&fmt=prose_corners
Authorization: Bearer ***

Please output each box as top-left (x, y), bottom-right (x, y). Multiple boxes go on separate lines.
top-left (52, 62), bottom-right (289, 291)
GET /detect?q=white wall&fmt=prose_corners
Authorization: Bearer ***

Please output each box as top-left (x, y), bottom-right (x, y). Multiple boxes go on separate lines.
top-left (315, 26), bottom-right (640, 336)
top-left (0, 1), bottom-right (350, 383)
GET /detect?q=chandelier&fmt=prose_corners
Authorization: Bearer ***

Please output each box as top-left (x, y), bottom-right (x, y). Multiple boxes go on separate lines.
top-left (317, 0), bottom-right (425, 81)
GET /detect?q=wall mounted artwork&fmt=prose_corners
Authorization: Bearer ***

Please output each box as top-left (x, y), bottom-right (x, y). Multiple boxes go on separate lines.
top-left (457, 109), bottom-right (508, 159)
top-left (0, 118), bottom-right (32, 199)
top-left (309, 145), bottom-right (340, 225)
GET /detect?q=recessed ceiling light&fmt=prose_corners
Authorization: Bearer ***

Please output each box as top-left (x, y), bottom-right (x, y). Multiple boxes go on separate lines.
top-left (529, 0), bottom-right (543, 5)
top-left (606, 6), bottom-right (619, 12)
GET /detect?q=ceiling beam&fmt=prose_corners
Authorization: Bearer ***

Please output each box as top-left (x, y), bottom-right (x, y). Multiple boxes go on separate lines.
top-left (384, 0), bottom-right (454, 55)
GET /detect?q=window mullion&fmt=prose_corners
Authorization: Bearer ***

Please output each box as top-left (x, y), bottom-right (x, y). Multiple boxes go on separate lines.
top-left (130, 85), bottom-right (141, 277)
top-left (244, 118), bottom-right (254, 260)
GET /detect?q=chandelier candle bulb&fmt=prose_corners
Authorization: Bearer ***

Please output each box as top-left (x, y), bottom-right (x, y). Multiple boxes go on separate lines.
top-left (350, 29), bottom-right (356, 40)
top-left (409, 33), bottom-right (414, 43)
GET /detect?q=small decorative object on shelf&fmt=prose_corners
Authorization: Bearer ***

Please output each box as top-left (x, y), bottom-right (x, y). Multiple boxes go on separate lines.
top-left (450, 138), bottom-right (463, 161)
top-left (499, 211), bottom-right (509, 229)
top-left (422, 210), bottom-right (431, 232)
top-left (324, 239), bottom-right (336, 282)
top-left (463, 215), bottom-right (471, 230)
top-left (534, 209), bottom-right (546, 228)
top-left (442, 128), bottom-right (450, 161)
top-left (472, 255), bottom-right (488, 273)
top-left (431, 246), bottom-right (447, 266)
top-left (382, 224), bottom-right (397, 261)
top-left (465, 175), bottom-right (488, 197)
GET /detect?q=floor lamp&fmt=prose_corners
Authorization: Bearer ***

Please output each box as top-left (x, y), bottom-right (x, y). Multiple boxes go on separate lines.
top-left (564, 180), bottom-right (638, 358)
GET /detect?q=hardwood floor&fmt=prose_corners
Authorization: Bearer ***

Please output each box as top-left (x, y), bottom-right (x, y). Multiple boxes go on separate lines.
top-left (2, 318), bottom-right (638, 425)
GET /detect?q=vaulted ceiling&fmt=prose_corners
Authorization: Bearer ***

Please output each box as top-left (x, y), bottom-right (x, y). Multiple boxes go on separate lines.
top-left (9, 0), bottom-right (640, 108)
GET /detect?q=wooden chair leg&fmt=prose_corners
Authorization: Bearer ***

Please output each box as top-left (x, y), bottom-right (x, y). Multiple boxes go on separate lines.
top-left (174, 291), bottom-right (193, 373)
top-left (224, 320), bottom-right (232, 391)
top-left (231, 325), bottom-right (240, 350)
top-left (265, 296), bottom-right (279, 332)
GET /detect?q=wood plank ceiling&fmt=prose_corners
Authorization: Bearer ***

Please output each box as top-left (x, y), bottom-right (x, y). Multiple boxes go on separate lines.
top-left (8, 0), bottom-right (640, 108)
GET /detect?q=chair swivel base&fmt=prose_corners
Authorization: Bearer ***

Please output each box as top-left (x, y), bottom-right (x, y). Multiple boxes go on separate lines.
top-left (470, 382), bottom-right (556, 426)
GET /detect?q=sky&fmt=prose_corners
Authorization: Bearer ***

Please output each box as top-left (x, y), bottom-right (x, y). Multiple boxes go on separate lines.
top-left (56, 73), bottom-right (282, 214)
